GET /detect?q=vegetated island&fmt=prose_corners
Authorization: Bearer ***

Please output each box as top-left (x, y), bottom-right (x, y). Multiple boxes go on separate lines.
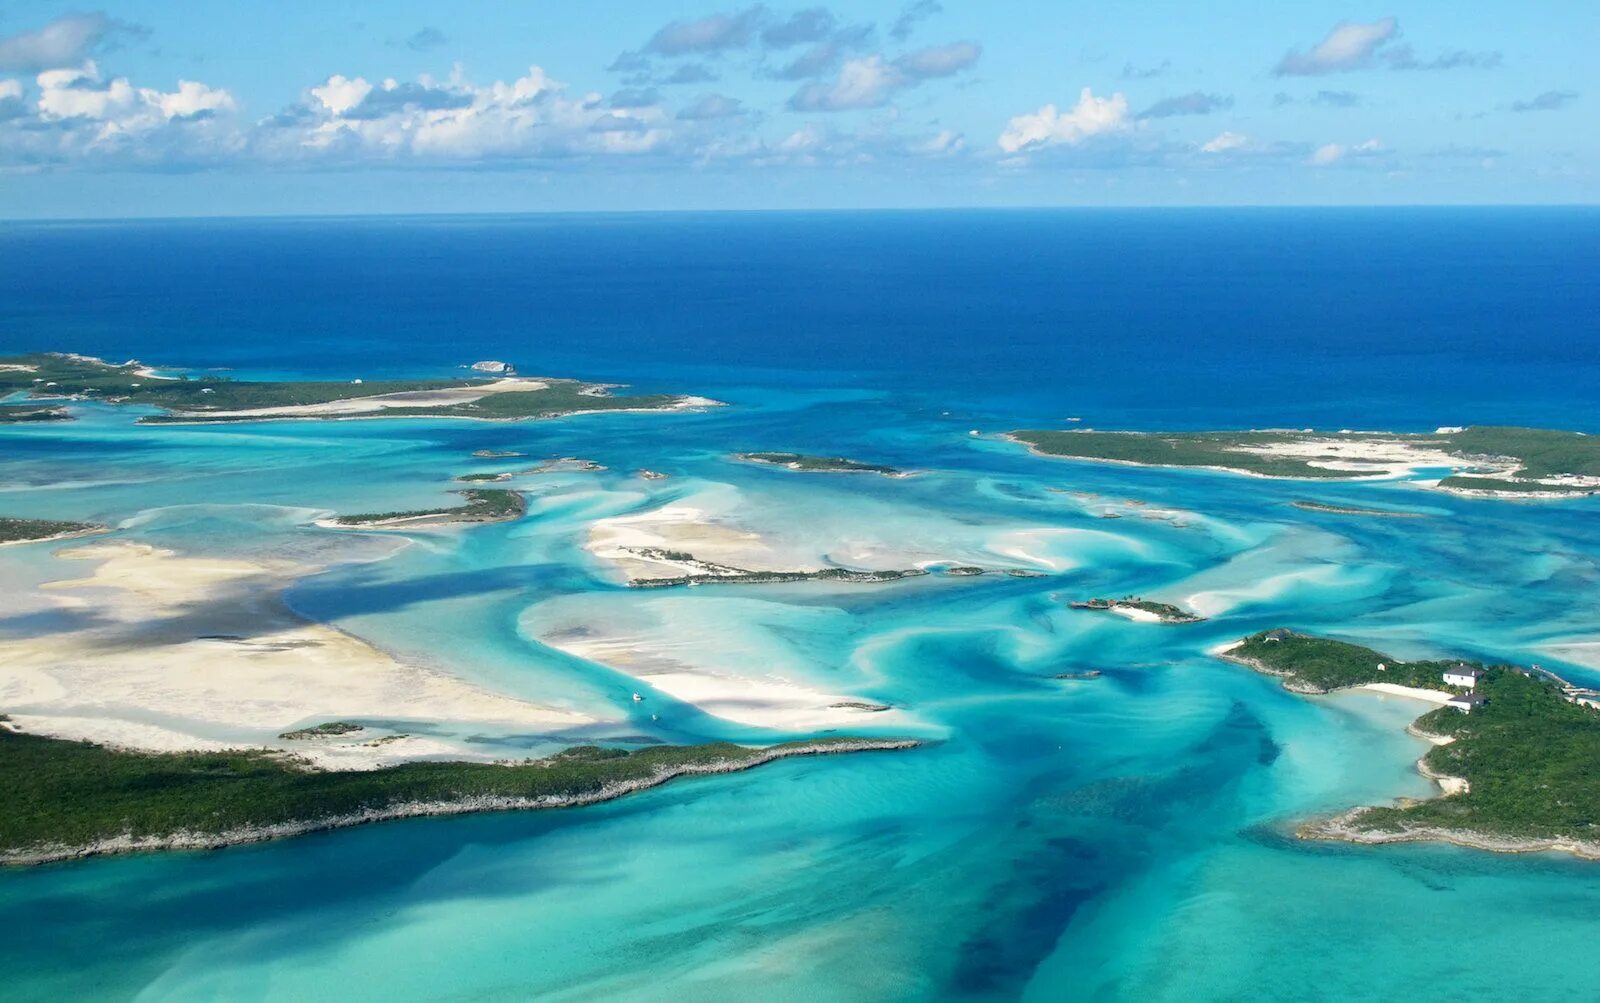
top-left (1008, 426), bottom-right (1600, 498)
top-left (323, 488), bottom-right (526, 529)
top-left (0, 404), bottom-right (71, 424)
top-left (0, 517), bottom-right (108, 546)
top-left (1219, 629), bottom-right (1600, 859)
top-left (0, 352), bottom-right (720, 425)
top-left (621, 547), bottom-right (934, 589)
top-left (734, 452), bottom-right (906, 477)
top-left (0, 723), bottom-right (919, 866)
top-left (1069, 597), bottom-right (1205, 624)
top-left (1289, 500), bottom-right (1427, 518)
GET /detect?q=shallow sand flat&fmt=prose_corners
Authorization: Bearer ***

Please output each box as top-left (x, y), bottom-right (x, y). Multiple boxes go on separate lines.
top-left (1357, 683), bottom-right (1455, 706)
top-left (0, 542), bottom-right (597, 767)
top-left (538, 598), bottom-right (891, 732)
top-left (586, 502), bottom-right (815, 581)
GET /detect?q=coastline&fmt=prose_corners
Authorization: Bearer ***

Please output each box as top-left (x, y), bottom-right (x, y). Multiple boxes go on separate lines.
top-left (1218, 639), bottom-right (1599, 861)
top-left (2, 738), bottom-right (920, 867)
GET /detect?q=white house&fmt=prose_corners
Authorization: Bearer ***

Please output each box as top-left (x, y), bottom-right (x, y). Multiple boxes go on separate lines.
top-left (1446, 692), bottom-right (1486, 714)
top-left (1443, 664), bottom-right (1483, 689)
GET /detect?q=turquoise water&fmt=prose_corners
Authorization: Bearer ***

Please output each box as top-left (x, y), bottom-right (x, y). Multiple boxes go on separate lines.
top-left (4, 212), bottom-right (1600, 1000)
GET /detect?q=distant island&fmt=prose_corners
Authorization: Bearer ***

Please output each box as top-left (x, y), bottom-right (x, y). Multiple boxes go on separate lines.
top-left (1069, 597), bottom-right (1205, 624)
top-left (621, 546), bottom-right (932, 589)
top-left (1219, 630), bottom-right (1600, 859)
top-left (323, 488), bottom-right (526, 529)
top-left (734, 452), bottom-right (906, 476)
top-left (0, 517), bottom-right (107, 546)
top-left (0, 352), bottom-right (720, 425)
top-left (0, 404), bottom-right (71, 424)
top-left (1008, 426), bottom-right (1600, 498)
top-left (1289, 500), bottom-right (1427, 518)
top-left (0, 725), bottom-right (918, 866)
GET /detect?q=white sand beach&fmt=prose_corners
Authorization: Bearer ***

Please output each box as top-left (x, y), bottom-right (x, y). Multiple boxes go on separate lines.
top-left (181, 377), bottom-right (550, 419)
top-left (0, 542), bottom-right (597, 768)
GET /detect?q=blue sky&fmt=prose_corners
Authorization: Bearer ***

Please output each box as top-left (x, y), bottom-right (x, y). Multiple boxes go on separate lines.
top-left (0, 1), bottom-right (1592, 216)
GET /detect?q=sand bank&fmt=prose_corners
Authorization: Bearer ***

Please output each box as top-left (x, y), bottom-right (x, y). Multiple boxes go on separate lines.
top-left (0, 542), bottom-right (596, 768)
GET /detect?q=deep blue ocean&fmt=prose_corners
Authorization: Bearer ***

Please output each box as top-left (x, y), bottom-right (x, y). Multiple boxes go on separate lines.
top-left (2, 209), bottom-right (1600, 1001)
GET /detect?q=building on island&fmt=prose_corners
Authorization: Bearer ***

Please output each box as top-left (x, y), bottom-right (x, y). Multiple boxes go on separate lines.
top-left (1263, 629), bottom-right (1292, 642)
top-left (1442, 664), bottom-right (1483, 689)
top-left (1446, 692), bottom-right (1487, 714)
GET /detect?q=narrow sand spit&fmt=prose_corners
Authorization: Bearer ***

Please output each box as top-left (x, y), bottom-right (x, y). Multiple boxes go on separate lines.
top-left (0, 542), bottom-right (596, 768)
top-left (174, 377), bottom-right (550, 419)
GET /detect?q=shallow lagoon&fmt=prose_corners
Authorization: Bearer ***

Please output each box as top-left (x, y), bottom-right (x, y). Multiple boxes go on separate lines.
top-left (3, 211), bottom-right (1600, 1000)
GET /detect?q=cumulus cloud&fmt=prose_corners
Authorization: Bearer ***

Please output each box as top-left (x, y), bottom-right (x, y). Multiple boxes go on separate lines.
top-left (0, 13), bottom-right (143, 73)
top-left (644, 7), bottom-right (766, 56)
top-left (893, 41), bottom-right (981, 79)
top-left (404, 28), bottom-right (448, 52)
top-left (1510, 90), bottom-right (1578, 112)
top-left (1309, 138), bottom-right (1382, 165)
top-left (1200, 130), bottom-right (1249, 154)
top-left (788, 54), bottom-right (900, 110)
top-left (1139, 91), bottom-right (1231, 119)
top-left (888, 1), bottom-right (942, 42)
top-left (676, 92), bottom-right (745, 119)
top-left (1275, 17), bottom-right (1398, 76)
top-left (998, 88), bottom-right (1131, 154)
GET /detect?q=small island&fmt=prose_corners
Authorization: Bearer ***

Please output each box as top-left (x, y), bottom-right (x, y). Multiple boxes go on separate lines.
top-left (1289, 500), bottom-right (1427, 518)
top-left (455, 472), bottom-right (514, 483)
top-left (1220, 630), bottom-right (1600, 858)
top-left (324, 488), bottom-right (526, 529)
top-left (0, 724), bottom-right (919, 865)
top-left (0, 517), bottom-right (108, 546)
top-left (0, 404), bottom-right (71, 424)
top-left (734, 452), bottom-right (905, 476)
top-left (1069, 597), bottom-right (1205, 624)
top-left (0, 352), bottom-right (719, 425)
top-left (1008, 426), bottom-right (1600, 498)
top-left (279, 722), bottom-right (364, 740)
top-left (471, 449), bottom-right (524, 458)
top-left (521, 457), bottom-right (606, 474)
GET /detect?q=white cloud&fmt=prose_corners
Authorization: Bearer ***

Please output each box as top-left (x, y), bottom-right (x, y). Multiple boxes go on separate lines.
top-left (1309, 138), bottom-right (1382, 165)
top-left (311, 75), bottom-right (373, 116)
top-left (1275, 17), bottom-right (1398, 76)
top-left (1200, 130), bottom-right (1249, 153)
top-left (155, 80), bottom-right (235, 120)
top-left (789, 54), bottom-right (901, 111)
top-left (0, 79), bottom-right (22, 101)
top-left (998, 87), bottom-right (1130, 154)
top-left (644, 8), bottom-right (766, 56)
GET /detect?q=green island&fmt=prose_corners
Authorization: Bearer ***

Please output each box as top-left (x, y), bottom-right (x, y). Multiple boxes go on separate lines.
top-left (734, 452), bottom-right (905, 476)
top-left (328, 488), bottom-right (526, 528)
top-left (0, 517), bottom-right (107, 546)
top-left (0, 404), bottom-right (71, 423)
top-left (1069, 597), bottom-right (1205, 624)
top-left (0, 352), bottom-right (706, 424)
top-left (1009, 425), bottom-right (1600, 497)
top-left (455, 472), bottom-right (513, 483)
top-left (0, 724), bottom-right (918, 865)
top-left (279, 722), bottom-right (364, 740)
top-left (1221, 630), bottom-right (1600, 857)
top-left (1289, 500), bottom-right (1427, 517)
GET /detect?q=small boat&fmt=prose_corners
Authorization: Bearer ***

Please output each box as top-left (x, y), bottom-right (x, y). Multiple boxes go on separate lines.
top-left (631, 692), bottom-right (644, 703)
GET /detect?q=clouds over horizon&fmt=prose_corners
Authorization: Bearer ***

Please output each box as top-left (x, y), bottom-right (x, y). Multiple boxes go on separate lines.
top-left (1275, 17), bottom-right (1500, 76)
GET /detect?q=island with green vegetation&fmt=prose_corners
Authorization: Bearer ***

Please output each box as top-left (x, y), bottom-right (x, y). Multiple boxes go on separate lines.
top-left (1069, 597), bottom-right (1205, 624)
top-left (0, 404), bottom-right (71, 424)
top-left (734, 452), bottom-right (906, 476)
top-left (324, 488), bottom-right (526, 529)
top-left (0, 352), bottom-right (716, 425)
top-left (1220, 630), bottom-right (1600, 858)
top-left (1289, 500), bottom-right (1427, 518)
top-left (455, 472), bottom-right (513, 483)
top-left (1008, 426), bottom-right (1600, 498)
top-left (279, 722), bottom-right (364, 740)
top-left (0, 517), bottom-right (107, 546)
top-left (0, 724), bottom-right (919, 865)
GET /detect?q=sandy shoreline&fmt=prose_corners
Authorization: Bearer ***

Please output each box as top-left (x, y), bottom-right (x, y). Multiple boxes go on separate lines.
top-left (2, 738), bottom-right (921, 867)
top-left (0, 541), bottom-right (597, 769)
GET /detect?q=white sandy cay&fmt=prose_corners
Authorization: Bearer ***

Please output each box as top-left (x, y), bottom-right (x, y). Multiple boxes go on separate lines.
top-left (547, 626), bottom-right (892, 732)
top-left (181, 377), bottom-right (552, 419)
top-left (586, 503), bottom-right (820, 581)
top-left (0, 542), bottom-right (596, 768)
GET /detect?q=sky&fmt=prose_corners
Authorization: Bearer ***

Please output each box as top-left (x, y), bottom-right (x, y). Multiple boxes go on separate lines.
top-left (0, 1), bottom-right (1593, 217)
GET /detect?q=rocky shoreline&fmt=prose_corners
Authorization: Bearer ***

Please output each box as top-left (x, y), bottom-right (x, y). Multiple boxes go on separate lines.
top-left (1297, 808), bottom-right (1600, 860)
top-left (2, 738), bottom-right (920, 867)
